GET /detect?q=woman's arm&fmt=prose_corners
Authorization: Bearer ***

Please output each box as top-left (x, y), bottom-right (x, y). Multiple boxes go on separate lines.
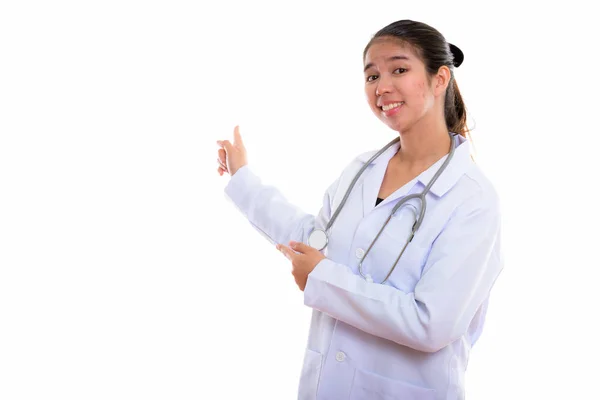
top-left (303, 191), bottom-right (503, 353)
top-left (224, 165), bottom-right (341, 251)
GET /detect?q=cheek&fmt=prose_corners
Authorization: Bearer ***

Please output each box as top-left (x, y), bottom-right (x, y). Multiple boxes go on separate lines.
top-left (365, 86), bottom-right (375, 100)
top-left (414, 81), bottom-right (427, 99)
top-left (409, 80), bottom-right (433, 108)
top-left (365, 89), bottom-right (379, 111)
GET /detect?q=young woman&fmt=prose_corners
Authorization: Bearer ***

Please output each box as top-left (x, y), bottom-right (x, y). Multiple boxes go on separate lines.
top-left (217, 19), bottom-right (502, 400)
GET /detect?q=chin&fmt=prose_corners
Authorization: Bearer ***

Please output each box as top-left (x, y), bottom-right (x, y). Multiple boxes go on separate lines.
top-left (381, 118), bottom-right (407, 133)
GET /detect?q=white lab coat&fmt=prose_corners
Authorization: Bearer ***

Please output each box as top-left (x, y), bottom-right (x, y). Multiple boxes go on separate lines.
top-left (224, 134), bottom-right (503, 400)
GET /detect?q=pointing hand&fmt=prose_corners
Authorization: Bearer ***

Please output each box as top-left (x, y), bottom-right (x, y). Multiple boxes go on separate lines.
top-left (216, 125), bottom-right (248, 177)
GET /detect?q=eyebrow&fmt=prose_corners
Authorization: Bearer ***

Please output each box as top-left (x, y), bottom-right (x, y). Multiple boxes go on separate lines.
top-left (364, 55), bottom-right (410, 72)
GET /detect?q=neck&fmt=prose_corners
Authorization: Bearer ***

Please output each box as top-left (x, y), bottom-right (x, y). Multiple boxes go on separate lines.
top-left (394, 116), bottom-right (451, 167)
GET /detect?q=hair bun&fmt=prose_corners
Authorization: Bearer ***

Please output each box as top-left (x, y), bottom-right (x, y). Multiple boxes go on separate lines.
top-left (448, 43), bottom-right (464, 68)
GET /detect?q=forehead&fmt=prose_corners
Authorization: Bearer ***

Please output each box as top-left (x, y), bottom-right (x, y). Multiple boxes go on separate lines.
top-left (364, 37), bottom-right (421, 66)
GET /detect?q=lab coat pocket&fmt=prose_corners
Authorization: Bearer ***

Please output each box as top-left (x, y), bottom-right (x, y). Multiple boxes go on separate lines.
top-left (349, 368), bottom-right (436, 400)
top-left (298, 348), bottom-right (323, 400)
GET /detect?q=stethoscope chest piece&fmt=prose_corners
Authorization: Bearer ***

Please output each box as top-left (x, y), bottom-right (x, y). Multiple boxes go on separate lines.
top-left (308, 229), bottom-right (328, 251)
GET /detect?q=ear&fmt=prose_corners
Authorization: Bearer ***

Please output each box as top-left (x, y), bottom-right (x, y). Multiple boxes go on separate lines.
top-left (433, 65), bottom-right (451, 97)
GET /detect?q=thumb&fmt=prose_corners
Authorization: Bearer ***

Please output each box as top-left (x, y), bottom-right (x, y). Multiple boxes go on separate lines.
top-left (233, 125), bottom-right (244, 147)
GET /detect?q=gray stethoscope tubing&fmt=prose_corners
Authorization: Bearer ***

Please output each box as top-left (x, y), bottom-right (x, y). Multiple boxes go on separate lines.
top-left (309, 131), bottom-right (456, 284)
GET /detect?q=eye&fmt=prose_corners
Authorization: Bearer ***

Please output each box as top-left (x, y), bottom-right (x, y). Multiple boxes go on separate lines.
top-left (394, 68), bottom-right (407, 74)
top-left (366, 75), bottom-right (378, 83)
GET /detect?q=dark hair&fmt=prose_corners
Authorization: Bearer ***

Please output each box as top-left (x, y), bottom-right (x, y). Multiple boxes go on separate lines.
top-left (363, 20), bottom-right (470, 138)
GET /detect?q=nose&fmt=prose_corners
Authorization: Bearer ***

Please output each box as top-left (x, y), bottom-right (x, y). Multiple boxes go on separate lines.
top-left (375, 73), bottom-right (393, 97)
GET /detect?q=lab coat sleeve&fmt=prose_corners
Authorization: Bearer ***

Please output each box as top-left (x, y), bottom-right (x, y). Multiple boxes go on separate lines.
top-left (224, 165), bottom-right (341, 249)
top-left (303, 190), bottom-right (503, 353)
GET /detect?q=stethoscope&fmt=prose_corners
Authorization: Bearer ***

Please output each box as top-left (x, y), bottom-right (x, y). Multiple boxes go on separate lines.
top-left (308, 131), bottom-right (457, 284)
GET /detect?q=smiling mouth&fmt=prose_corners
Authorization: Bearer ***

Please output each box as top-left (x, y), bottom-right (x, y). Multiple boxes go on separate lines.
top-left (379, 101), bottom-right (404, 114)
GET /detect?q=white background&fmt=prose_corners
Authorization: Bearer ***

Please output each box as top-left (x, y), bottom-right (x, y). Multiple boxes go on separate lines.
top-left (1, 1), bottom-right (598, 399)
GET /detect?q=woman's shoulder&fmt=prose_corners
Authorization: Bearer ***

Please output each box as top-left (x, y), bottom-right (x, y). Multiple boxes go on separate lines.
top-left (456, 161), bottom-right (501, 213)
top-left (355, 149), bottom-right (380, 164)
top-left (331, 148), bottom-right (380, 176)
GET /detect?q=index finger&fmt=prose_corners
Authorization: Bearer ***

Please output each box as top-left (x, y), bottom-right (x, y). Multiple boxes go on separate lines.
top-left (233, 125), bottom-right (244, 146)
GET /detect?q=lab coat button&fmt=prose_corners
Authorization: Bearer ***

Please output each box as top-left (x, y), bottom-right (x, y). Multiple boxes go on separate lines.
top-left (335, 351), bottom-right (346, 362)
top-left (355, 248), bottom-right (365, 259)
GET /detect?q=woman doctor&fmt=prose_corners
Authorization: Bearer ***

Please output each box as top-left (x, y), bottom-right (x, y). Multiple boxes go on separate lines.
top-left (216, 19), bottom-right (502, 400)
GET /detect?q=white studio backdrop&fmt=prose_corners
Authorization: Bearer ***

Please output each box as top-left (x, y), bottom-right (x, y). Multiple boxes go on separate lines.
top-left (1, 1), bottom-right (598, 399)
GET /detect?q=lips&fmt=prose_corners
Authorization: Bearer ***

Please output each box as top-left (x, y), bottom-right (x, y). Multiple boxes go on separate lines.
top-left (379, 101), bottom-right (404, 116)
top-left (380, 101), bottom-right (404, 111)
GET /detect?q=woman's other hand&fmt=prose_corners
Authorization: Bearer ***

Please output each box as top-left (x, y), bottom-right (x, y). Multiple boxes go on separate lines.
top-left (216, 125), bottom-right (248, 176)
top-left (276, 241), bottom-right (327, 291)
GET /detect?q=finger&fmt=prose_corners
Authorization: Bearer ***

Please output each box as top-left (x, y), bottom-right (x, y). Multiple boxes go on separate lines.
top-left (276, 244), bottom-right (295, 260)
top-left (216, 139), bottom-right (233, 152)
top-left (221, 139), bottom-right (234, 154)
top-left (218, 148), bottom-right (226, 164)
top-left (233, 125), bottom-right (244, 147)
top-left (217, 157), bottom-right (228, 171)
top-left (290, 241), bottom-right (311, 253)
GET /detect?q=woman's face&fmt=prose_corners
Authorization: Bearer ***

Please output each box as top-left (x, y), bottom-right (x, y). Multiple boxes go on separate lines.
top-left (363, 38), bottom-right (437, 133)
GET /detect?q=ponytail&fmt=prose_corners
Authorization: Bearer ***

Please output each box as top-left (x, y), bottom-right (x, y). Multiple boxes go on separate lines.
top-left (445, 78), bottom-right (469, 138)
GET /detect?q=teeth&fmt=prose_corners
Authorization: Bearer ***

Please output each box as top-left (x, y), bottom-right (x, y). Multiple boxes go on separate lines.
top-left (382, 102), bottom-right (404, 111)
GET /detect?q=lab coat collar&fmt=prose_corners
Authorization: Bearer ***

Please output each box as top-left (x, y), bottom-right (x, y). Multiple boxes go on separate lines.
top-left (414, 134), bottom-right (472, 197)
top-left (358, 133), bottom-right (472, 214)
